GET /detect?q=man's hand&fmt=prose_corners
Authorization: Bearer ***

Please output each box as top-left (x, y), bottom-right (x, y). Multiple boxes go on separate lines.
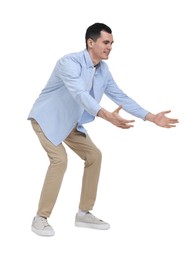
top-left (97, 106), bottom-right (135, 129)
top-left (145, 110), bottom-right (179, 128)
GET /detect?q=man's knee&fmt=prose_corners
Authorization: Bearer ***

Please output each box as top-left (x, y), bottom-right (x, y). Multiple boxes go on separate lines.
top-left (49, 152), bottom-right (68, 171)
top-left (86, 148), bottom-right (102, 165)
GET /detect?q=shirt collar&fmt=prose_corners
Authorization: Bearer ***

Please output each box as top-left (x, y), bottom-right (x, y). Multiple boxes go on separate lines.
top-left (83, 49), bottom-right (98, 69)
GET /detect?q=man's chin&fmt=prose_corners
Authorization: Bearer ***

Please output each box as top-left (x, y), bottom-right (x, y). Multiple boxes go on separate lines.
top-left (102, 55), bottom-right (109, 60)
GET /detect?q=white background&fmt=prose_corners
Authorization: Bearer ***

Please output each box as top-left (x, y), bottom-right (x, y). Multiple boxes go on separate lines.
top-left (0, 0), bottom-right (196, 259)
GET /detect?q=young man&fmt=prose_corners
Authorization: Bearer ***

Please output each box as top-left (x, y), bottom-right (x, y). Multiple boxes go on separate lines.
top-left (28, 23), bottom-right (179, 236)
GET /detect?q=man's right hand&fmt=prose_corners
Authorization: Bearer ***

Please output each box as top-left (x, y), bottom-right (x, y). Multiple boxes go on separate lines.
top-left (97, 106), bottom-right (135, 129)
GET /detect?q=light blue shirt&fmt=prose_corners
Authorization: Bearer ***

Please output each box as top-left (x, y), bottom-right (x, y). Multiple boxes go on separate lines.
top-left (28, 49), bottom-right (149, 146)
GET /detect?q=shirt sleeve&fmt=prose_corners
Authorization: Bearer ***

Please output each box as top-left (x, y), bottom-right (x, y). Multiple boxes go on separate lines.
top-left (104, 70), bottom-right (149, 120)
top-left (56, 55), bottom-right (101, 116)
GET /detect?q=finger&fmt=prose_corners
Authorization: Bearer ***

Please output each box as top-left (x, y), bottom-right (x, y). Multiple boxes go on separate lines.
top-left (169, 119), bottom-right (179, 123)
top-left (120, 119), bottom-right (135, 124)
top-left (113, 105), bottom-right (122, 113)
top-left (162, 110), bottom-right (171, 115)
top-left (165, 122), bottom-right (179, 127)
top-left (120, 123), bottom-right (134, 129)
top-left (119, 120), bottom-right (135, 128)
top-left (165, 125), bottom-right (177, 128)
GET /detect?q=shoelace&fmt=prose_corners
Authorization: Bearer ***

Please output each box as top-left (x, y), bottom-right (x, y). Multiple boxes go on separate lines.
top-left (86, 212), bottom-right (103, 222)
top-left (39, 217), bottom-right (50, 227)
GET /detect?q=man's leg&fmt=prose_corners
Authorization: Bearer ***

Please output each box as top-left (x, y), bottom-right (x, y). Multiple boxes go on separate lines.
top-left (64, 128), bottom-right (102, 211)
top-left (65, 128), bottom-right (110, 230)
top-left (31, 120), bottom-right (67, 218)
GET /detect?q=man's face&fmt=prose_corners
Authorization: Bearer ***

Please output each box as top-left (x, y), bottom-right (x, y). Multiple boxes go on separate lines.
top-left (88, 31), bottom-right (114, 63)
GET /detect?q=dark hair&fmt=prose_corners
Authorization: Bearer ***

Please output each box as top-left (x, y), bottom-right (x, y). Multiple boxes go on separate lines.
top-left (85, 23), bottom-right (112, 49)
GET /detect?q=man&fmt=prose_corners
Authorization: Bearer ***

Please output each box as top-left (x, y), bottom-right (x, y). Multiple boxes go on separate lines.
top-left (28, 22), bottom-right (179, 236)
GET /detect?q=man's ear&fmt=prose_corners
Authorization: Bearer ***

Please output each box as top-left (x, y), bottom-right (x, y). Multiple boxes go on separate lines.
top-left (87, 38), bottom-right (94, 49)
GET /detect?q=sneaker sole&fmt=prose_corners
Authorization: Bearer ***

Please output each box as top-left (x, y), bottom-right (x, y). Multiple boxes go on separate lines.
top-left (31, 226), bottom-right (55, 236)
top-left (75, 222), bottom-right (110, 230)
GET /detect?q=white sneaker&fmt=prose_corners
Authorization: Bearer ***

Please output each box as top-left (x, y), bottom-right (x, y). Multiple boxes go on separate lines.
top-left (75, 212), bottom-right (110, 230)
top-left (31, 215), bottom-right (55, 236)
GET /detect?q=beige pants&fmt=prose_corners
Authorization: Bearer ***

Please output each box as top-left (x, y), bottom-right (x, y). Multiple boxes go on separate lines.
top-left (31, 120), bottom-right (102, 218)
